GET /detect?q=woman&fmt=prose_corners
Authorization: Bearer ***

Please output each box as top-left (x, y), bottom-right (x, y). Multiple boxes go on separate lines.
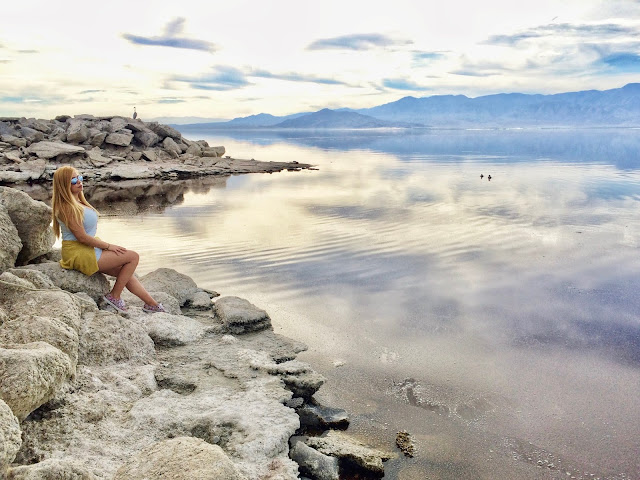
top-left (51, 165), bottom-right (165, 314)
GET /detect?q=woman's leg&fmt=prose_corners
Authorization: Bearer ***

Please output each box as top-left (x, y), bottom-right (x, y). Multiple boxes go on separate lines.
top-left (98, 250), bottom-right (159, 306)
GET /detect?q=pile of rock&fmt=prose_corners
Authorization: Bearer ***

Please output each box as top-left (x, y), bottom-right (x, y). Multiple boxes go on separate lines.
top-left (0, 185), bottom-right (390, 479)
top-left (0, 115), bottom-right (308, 184)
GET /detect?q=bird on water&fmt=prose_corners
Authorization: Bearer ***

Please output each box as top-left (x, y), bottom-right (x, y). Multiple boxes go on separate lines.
top-left (480, 174), bottom-right (484, 179)
top-left (488, 175), bottom-right (492, 181)
top-left (132, 107), bottom-right (137, 119)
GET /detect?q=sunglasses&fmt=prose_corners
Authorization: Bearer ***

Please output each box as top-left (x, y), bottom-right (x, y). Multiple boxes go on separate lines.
top-left (70, 175), bottom-right (84, 185)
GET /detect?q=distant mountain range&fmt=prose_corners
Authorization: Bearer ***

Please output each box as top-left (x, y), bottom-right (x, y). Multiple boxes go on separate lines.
top-left (176, 83), bottom-right (640, 129)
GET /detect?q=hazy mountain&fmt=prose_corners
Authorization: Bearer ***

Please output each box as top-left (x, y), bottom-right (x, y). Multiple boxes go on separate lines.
top-left (273, 108), bottom-right (419, 128)
top-left (178, 112), bottom-right (307, 128)
top-left (357, 83), bottom-right (640, 127)
top-left (150, 116), bottom-right (226, 125)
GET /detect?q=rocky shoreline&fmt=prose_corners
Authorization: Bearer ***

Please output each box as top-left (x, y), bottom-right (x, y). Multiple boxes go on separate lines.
top-left (0, 119), bottom-right (392, 478)
top-left (0, 115), bottom-right (311, 185)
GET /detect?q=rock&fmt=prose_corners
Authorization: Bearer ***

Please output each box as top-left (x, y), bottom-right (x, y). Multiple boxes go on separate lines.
top-left (55, 115), bottom-right (71, 122)
top-left (214, 296), bottom-right (271, 334)
top-left (0, 204), bottom-right (21, 273)
top-left (113, 437), bottom-right (246, 480)
top-left (140, 312), bottom-right (204, 347)
top-left (89, 131), bottom-right (107, 147)
top-left (297, 401), bottom-right (350, 430)
top-left (86, 147), bottom-right (112, 167)
top-left (121, 290), bottom-right (181, 315)
top-left (105, 132), bottom-right (133, 147)
top-left (25, 141), bottom-right (85, 159)
top-left (21, 119), bottom-right (51, 134)
top-left (0, 315), bottom-right (79, 370)
top-left (16, 126), bottom-right (44, 144)
top-left (290, 436), bottom-right (339, 480)
top-left (141, 149), bottom-right (158, 162)
top-left (185, 143), bottom-right (203, 156)
top-left (139, 268), bottom-right (199, 306)
top-left (5, 267), bottom-right (54, 289)
top-left (0, 135), bottom-right (27, 148)
top-left (128, 152), bottom-right (142, 161)
top-left (18, 159), bottom-right (46, 181)
top-left (0, 342), bottom-right (73, 421)
top-left (109, 117), bottom-right (127, 132)
top-left (304, 431), bottom-right (392, 475)
top-left (395, 430), bottom-right (415, 457)
top-left (134, 130), bottom-right (160, 148)
top-left (0, 171), bottom-right (33, 183)
top-left (65, 120), bottom-right (90, 144)
top-left (23, 262), bottom-right (110, 302)
top-left (109, 164), bottom-right (154, 179)
top-left (0, 187), bottom-right (55, 265)
top-left (0, 399), bottom-right (21, 474)
top-left (281, 370), bottom-right (325, 399)
top-left (186, 290), bottom-right (213, 309)
top-left (77, 310), bottom-right (155, 366)
top-left (148, 122), bottom-right (182, 141)
top-left (162, 137), bottom-right (181, 157)
top-left (7, 458), bottom-right (97, 479)
top-left (202, 146), bottom-right (226, 157)
top-left (4, 151), bottom-right (23, 163)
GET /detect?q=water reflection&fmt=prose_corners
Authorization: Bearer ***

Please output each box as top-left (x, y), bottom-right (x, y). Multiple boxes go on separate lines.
top-left (93, 129), bottom-right (640, 478)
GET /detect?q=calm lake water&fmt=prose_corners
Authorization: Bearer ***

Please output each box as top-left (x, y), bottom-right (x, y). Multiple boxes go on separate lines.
top-left (98, 128), bottom-right (640, 479)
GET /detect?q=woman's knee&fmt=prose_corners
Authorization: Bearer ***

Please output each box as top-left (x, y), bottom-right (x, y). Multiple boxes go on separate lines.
top-left (126, 250), bottom-right (140, 264)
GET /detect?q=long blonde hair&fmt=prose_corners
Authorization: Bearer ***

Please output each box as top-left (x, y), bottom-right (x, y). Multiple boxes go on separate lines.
top-left (51, 166), bottom-right (97, 238)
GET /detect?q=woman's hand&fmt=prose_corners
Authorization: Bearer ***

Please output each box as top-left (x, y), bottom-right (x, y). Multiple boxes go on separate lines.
top-left (107, 244), bottom-right (127, 255)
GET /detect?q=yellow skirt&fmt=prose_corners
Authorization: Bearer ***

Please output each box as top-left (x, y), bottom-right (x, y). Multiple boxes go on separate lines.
top-left (60, 239), bottom-right (101, 276)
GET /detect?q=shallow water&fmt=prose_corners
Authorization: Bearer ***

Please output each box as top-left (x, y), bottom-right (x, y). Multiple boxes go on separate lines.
top-left (96, 128), bottom-right (640, 479)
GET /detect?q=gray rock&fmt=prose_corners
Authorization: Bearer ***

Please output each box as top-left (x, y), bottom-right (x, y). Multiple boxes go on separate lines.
top-left (7, 458), bottom-right (97, 479)
top-left (297, 402), bottom-right (350, 430)
top-left (140, 312), bottom-right (204, 347)
top-left (141, 149), bottom-right (158, 162)
top-left (77, 310), bottom-right (155, 366)
top-left (214, 296), bottom-right (271, 334)
top-left (86, 147), bottom-right (112, 167)
top-left (109, 164), bottom-right (154, 179)
top-left (281, 370), bottom-right (325, 399)
top-left (66, 120), bottom-right (90, 144)
top-left (202, 146), bottom-right (226, 157)
top-left (21, 119), bottom-right (52, 134)
top-left (162, 137), bottom-right (181, 157)
top-left (0, 187), bottom-right (55, 265)
top-left (109, 117), bottom-right (127, 132)
top-left (105, 132), bottom-right (133, 147)
top-left (148, 122), bottom-right (182, 141)
top-left (4, 150), bottom-right (24, 163)
top-left (0, 399), bottom-right (21, 474)
top-left (290, 436), bottom-right (339, 480)
top-left (0, 204), bottom-right (21, 273)
top-left (55, 115), bottom-right (71, 122)
top-left (0, 315), bottom-right (79, 370)
top-left (16, 126), bottom-right (44, 144)
top-left (89, 131), bottom-right (107, 147)
top-left (121, 290), bottom-right (181, 315)
top-left (134, 130), bottom-right (160, 147)
top-left (139, 268), bottom-right (199, 305)
top-left (113, 437), bottom-right (246, 480)
top-left (185, 143), bottom-right (203, 156)
top-left (304, 431), bottom-right (392, 475)
top-left (8, 266), bottom-right (55, 289)
top-left (18, 159), bottom-right (46, 181)
top-left (0, 171), bottom-right (33, 183)
top-left (26, 141), bottom-right (85, 159)
top-left (0, 135), bottom-right (27, 148)
top-left (186, 290), bottom-right (213, 309)
top-left (0, 342), bottom-right (73, 421)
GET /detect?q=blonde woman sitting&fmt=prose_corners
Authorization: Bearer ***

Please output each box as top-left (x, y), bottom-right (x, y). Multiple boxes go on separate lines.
top-left (51, 165), bottom-right (165, 314)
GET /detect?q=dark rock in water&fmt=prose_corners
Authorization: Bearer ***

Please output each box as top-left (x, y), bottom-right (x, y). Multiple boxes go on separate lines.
top-left (297, 400), bottom-right (349, 431)
top-left (290, 436), bottom-right (339, 480)
top-left (395, 430), bottom-right (415, 457)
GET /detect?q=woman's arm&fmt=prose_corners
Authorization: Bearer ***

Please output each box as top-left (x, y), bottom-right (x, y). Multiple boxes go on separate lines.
top-left (65, 217), bottom-right (126, 253)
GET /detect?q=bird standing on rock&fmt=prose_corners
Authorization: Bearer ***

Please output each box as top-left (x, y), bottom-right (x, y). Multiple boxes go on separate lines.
top-left (132, 107), bottom-right (137, 120)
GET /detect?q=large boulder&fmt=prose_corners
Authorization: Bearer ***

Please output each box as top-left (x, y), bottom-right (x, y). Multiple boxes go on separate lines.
top-left (202, 146), bottom-right (226, 158)
top-left (105, 132), bottom-right (133, 147)
top-left (0, 204), bottom-right (21, 273)
top-left (16, 126), bottom-right (44, 144)
top-left (109, 164), bottom-right (154, 179)
top-left (86, 147), bottom-right (112, 166)
top-left (134, 130), bottom-right (160, 148)
top-left (0, 399), bottom-right (21, 474)
top-left (162, 137), bottom-right (181, 157)
top-left (77, 310), bottom-right (155, 366)
top-left (139, 312), bottom-right (204, 347)
top-left (289, 436), bottom-right (339, 480)
top-left (17, 159), bottom-right (46, 181)
top-left (0, 135), bottom-right (27, 148)
top-left (65, 119), bottom-right (90, 144)
top-left (0, 187), bottom-right (55, 265)
top-left (148, 122), bottom-right (182, 141)
top-left (113, 437), bottom-right (246, 480)
top-left (23, 263), bottom-right (110, 302)
top-left (0, 342), bottom-right (73, 421)
top-left (214, 296), bottom-right (271, 334)
top-left (0, 315), bottom-right (79, 370)
top-left (25, 141), bottom-right (85, 160)
top-left (7, 458), bottom-right (96, 479)
top-left (139, 268), bottom-right (199, 306)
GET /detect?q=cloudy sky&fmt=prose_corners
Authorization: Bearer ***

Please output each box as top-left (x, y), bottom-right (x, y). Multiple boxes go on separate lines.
top-left (1, 0), bottom-right (639, 120)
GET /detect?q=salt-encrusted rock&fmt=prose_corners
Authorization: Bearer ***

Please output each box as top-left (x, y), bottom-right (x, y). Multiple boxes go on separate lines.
top-left (281, 370), bottom-right (325, 399)
top-left (86, 147), bottom-right (112, 166)
top-left (66, 119), bottom-right (90, 144)
top-left (0, 135), bottom-right (27, 148)
top-left (139, 268), bottom-right (199, 305)
top-left (7, 458), bottom-right (97, 479)
top-left (25, 141), bottom-right (85, 159)
top-left (121, 290), bottom-right (181, 315)
top-left (113, 437), bottom-right (246, 480)
top-left (0, 187), bottom-right (55, 265)
top-left (23, 263), bottom-right (110, 302)
top-left (134, 130), bottom-right (160, 148)
top-left (109, 164), bottom-right (154, 179)
top-left (0, 342), bottom-right (73, 421)
top-left (105, 132), bottom-right (133, 147)
top-left (0, 315), bottom-right (79, 370)
top-left (0, 204), bottom-right (21, 273)
top-left (0, 285), bottom-right (82, 331)
top-left (7, 267), bottom-right (55, 289)
top-left (77, 310), bottom-right (155, 366)
top-left (0, 398), bottom-right (21, 474)
top-left (140, 312), bottom-right (204, 347)
top-left (304, 431), bottom-right (392, 475)
top-left (162, 137), bottom-right (181, 157)
top-left (297, 401), bottom-right (350, 430)
top-left (214, 296), bottom-right (271, 334)
top-left (290, 436), bottom-right (339, 480)
top-left (186, 289), bottom-right (213, 309)
top-left (202, 146), bottom-right (226, 157)
top-left (16, 126), bottom-right (44, 144)
top-left (148, 122), bottom-right (181, 141)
